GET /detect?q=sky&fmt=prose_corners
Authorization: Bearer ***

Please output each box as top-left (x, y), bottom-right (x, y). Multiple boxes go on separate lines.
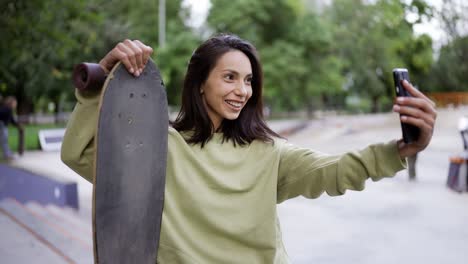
top-left (410, 0), bottom-right (446, 46)
top-left (182, 0), bottom-right (211, 28)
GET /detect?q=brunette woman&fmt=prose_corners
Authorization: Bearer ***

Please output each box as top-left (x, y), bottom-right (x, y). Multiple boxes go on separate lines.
top-left (62, 34), bottom-right (436, 263)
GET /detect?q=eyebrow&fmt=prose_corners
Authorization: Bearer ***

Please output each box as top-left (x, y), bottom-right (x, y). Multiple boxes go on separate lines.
top-left (221, 69), bottom-right (253, 77)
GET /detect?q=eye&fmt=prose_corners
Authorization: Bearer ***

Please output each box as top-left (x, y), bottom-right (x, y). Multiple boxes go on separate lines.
top-left (224, 73), bottom-right (235, 81)
top-left (245, 76), bottom-right (253, 85)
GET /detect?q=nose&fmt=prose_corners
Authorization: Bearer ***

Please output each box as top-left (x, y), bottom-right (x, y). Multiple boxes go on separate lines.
top-left (235, 82), bottom-right (248, 97)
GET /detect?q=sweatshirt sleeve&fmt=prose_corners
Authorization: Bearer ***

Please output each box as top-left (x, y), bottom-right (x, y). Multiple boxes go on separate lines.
top-left (61, 89), bottom-right (101, 183)
top-left (276, 140), bottom-right (407, 203)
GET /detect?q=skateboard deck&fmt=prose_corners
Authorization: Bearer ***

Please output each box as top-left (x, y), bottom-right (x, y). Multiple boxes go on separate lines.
top-left (93, 60), bottom-right (168, 263)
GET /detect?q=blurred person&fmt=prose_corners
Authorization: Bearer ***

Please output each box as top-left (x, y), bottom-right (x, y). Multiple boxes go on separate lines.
top-left (62, 34), bottom-right (437, 263)
top-left (0, 96), bottom-right (21, 160)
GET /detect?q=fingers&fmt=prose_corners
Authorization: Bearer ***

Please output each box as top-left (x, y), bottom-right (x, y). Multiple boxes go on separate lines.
top-left (400, 115), bottom-right (432, 133)
top-left (396, 81), bottom-right (437, 121)
top-left (105, 39), bottom-right (154, 77)
top-left (401, 80), bottom-right (436, 107)
top-left (393, 96), bottom-right (437, 133)
top-left (115, 43), bottom-right (136, 74)
top-left (134, 40), bottom-right (153, 66)
top-left (395, 96), bottom-right (437, 120)
top-left (399, 115), bottom-right (433, 147)
top-left (393, 82), bottom-right (438, 154)
top-left (124, 39), bottom-right (143, 74)
top-left (393, 104), bottom-right (434, 127)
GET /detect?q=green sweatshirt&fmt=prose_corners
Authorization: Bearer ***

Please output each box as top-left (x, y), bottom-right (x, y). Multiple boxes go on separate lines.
top-left (61, 89), bottom-right (406, 264)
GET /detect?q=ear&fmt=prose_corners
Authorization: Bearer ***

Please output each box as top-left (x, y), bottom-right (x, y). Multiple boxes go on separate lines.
top-left (199, 83), bottom-right (205, 95)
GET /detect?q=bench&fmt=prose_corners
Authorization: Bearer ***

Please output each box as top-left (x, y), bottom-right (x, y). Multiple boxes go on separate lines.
top-left (38, 128), bottom-right (66, 152)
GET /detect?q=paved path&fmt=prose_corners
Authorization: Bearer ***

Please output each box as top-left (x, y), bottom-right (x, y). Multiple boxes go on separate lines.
top-left (278, 108), bottom-right (468, 263)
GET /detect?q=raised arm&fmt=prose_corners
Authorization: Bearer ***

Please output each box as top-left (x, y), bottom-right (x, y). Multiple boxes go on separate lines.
top-left (277, 141), bottom-right (406, 203)
top-left (61, 89), bottom-right (100, 182)
top-left (61, 39), bottom-right (153, 182)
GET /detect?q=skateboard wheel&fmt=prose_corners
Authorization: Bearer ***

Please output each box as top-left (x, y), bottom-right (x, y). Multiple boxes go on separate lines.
top-left (72, 63), bottom-right (107, 91)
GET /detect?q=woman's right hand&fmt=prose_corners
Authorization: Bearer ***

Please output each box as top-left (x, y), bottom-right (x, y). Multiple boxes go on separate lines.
top-left (99, 39), bottom-right (153, 77)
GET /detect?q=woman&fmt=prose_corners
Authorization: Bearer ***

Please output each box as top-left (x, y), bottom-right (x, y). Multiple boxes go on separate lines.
top-left (62, 34), bottom-right (437, 263)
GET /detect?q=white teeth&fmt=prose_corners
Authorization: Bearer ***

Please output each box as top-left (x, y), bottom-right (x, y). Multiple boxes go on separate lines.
top-left (225, 100), bottom-right (242, 108)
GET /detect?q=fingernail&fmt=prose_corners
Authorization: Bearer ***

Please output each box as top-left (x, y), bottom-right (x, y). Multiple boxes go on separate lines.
top-left (397, 97), bottom-right (404, 103)
top-left (401, 116), bottom-right (407, 121)
top-left (393, 105), bottom-right (400, 111)
top-left (129, 68), bottom-right (134, 73)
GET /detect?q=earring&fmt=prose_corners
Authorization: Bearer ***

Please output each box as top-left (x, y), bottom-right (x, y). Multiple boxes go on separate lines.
top-left (200, 89), bottom-right (204, 94)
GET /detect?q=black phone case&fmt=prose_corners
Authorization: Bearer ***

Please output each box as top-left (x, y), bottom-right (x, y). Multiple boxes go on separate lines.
top-left (393, 68), bottom-right (420, 143)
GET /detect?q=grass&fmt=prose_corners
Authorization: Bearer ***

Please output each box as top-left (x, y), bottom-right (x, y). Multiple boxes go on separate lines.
top-left (7, 123), bottom-right (66, 151)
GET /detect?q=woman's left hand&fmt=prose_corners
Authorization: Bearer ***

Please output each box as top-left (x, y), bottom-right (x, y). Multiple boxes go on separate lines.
top-left (392, 80), bottom-right (437, 159)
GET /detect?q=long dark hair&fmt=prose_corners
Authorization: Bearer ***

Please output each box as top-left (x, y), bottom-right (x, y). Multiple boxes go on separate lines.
top-left (172, 33), bottom-right (280, 146)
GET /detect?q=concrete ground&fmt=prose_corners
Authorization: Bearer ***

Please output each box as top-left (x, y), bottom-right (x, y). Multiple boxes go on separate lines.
top-left (3, 108), bottom-right (468, 263)
top-left (277, 107), bottom-right (468, 263)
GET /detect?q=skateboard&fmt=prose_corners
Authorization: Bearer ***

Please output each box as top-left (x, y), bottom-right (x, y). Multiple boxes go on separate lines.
top-left (73, 60), bottom-right (168, 263)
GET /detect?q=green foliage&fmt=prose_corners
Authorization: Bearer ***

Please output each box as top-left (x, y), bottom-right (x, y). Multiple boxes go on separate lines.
top-left (423, 36), bottom-right (468, 92)
top-left (1, 0), bottom-right (107, 114)
top-left (208, 0), bottom-right (302, 46)
top-left (208, 0), bottom-right (345, 113)
top-left (157, 22), bottom-right (202, 106)
top-left (2, 0), bottom-right (466, 116)
top-left (325, 0), bottom-right (434, 112)
top-left (0, 0), bottom-right (196, 114)
top-left (423, 0), bottom-right (468, 92)
top-left (7, 124), bottom-right (65, 151)
top-left (261, 40), bottom-right (308, 110)
top-left (345, 95), bottom-right (372, 113)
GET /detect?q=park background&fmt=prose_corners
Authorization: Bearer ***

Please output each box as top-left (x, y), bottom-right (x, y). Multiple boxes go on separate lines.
top-left (2, 0), bottom-right (468, 125)
top-left (1, 0), bottom-right (468, 263)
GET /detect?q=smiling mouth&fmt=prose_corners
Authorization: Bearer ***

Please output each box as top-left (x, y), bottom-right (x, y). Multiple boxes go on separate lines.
top-left (225, 100), bottom-right (243, 109)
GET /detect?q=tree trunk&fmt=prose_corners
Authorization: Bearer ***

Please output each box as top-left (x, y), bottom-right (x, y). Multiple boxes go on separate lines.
top-left (54, 98), bottom-right (61, 124)
top-left (15, 81), bottom-right (34, 124)
top-left (371, 95), bottom-right (379, 113)
top-left (321, 93), bottom-right (329, 110)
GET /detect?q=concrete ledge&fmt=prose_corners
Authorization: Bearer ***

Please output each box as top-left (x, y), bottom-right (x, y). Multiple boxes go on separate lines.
top-left (38, 128), bottom-right (66, 152)
top-left (0, 164), bottom-right (78, 209)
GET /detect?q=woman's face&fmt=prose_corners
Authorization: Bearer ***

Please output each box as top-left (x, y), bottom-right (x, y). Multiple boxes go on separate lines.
top-left (201, 50), bottom-right (253, 130)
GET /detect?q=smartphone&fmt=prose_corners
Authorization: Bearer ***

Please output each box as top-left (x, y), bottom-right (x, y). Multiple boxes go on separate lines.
top-left (392, 68), bottom-right (420, 143)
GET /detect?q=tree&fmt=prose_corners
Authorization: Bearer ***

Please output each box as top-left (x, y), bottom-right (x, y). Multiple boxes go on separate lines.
top-left (0, 0), bottom-right (104, 116)
top-left (439, 0), bottom-right (468, 40)
top-left (157, 21), bottom-right (202, 106)
top-left (208, 0), bottom-right (303, 47)
top-left (325, 0), bottom-right (433, 112)
top-left (424, 36), bottom-right (468, 92)
top-left (422, 0), bottom-right (468, 92)
top-left (0, 0), bottom-right (199, 118)
top-left (208, 0), bottom-right (346, 113)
